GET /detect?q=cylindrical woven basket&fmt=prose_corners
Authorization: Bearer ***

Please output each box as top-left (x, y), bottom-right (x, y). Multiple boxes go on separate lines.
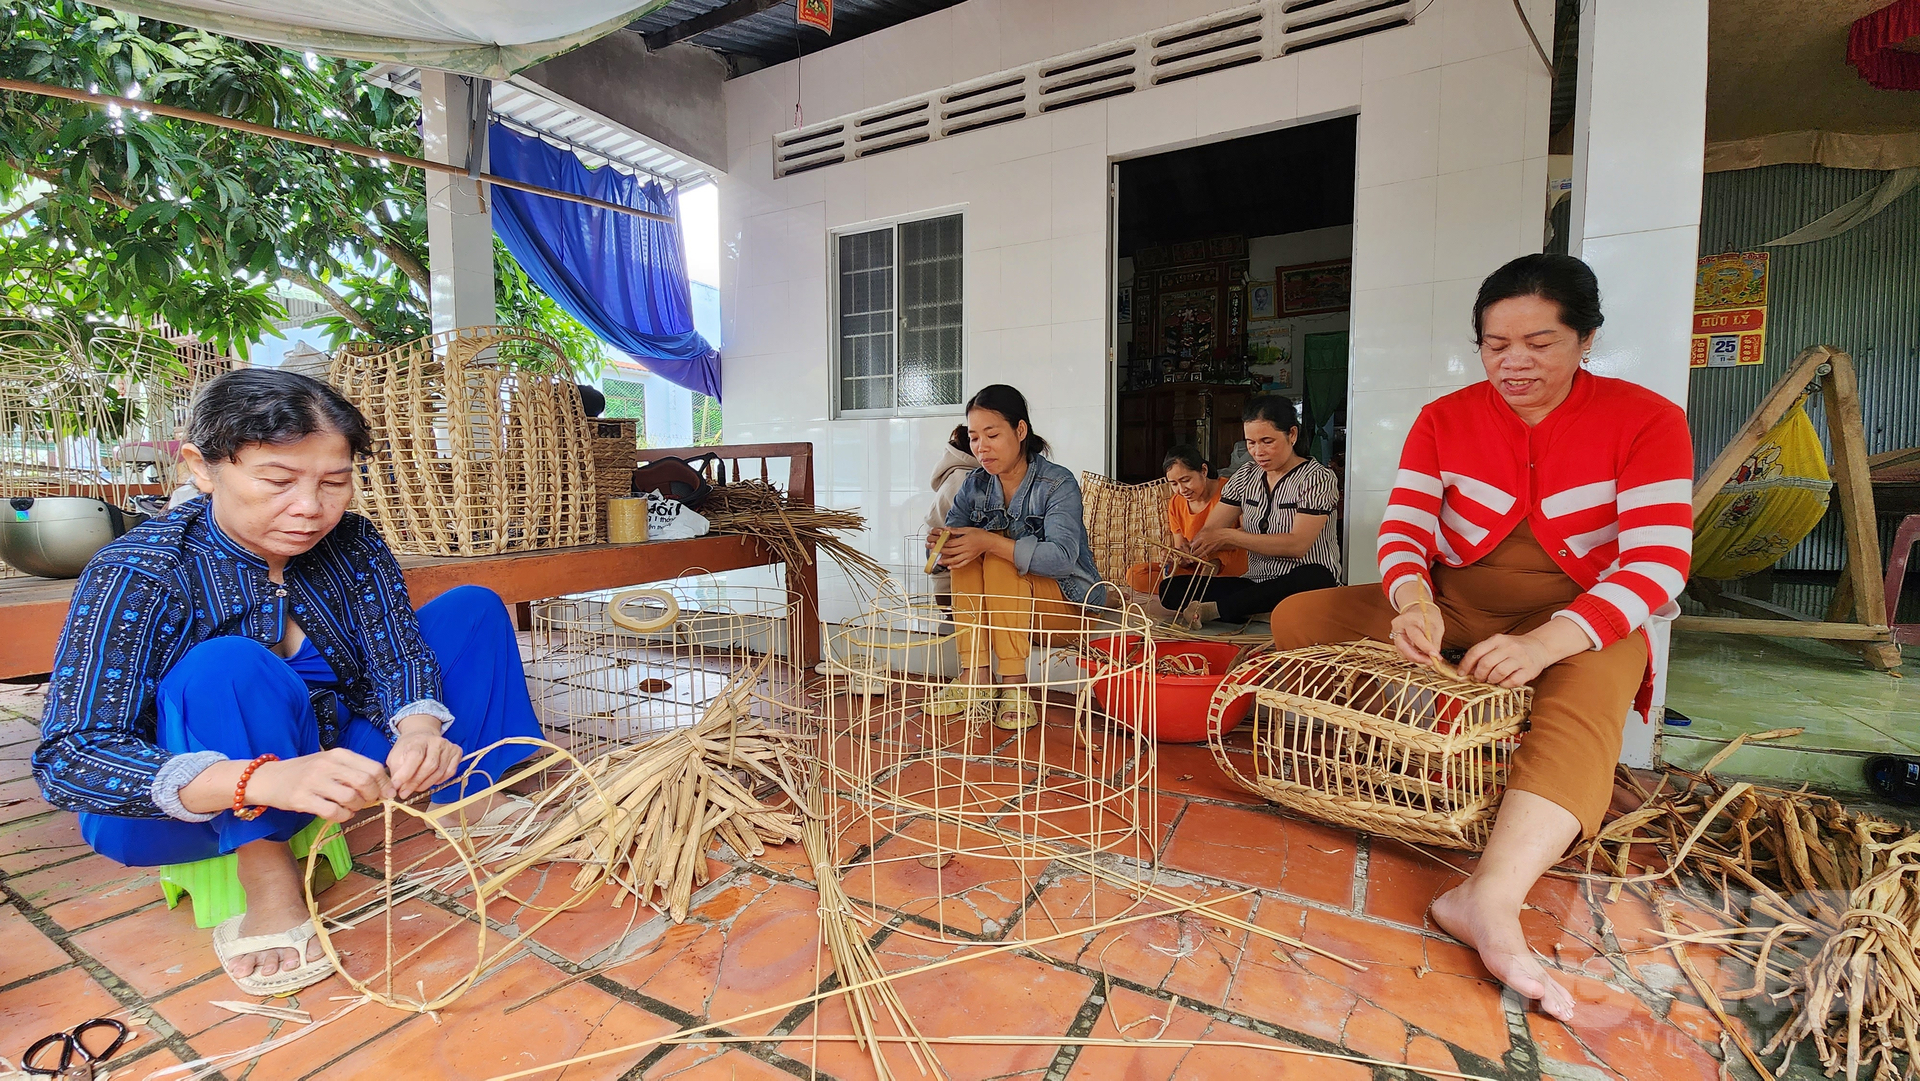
top-left (1079, 473), bottom-right (1173, 592)
top-left (589, 418), bottom-right (639, 538)
top-left (1205, 641), bottom-right (1531, 850)
top-left (329, 327), bottom-right (596, 556)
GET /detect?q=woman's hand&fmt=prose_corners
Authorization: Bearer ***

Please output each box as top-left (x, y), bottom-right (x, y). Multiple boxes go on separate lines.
top-left (1191, 526), bottom-right (1239, 557)
top-left (386, 715), bottom-right (464, 799)
top-left (245, 749), bottom-right (395, 823)
top-left (938, 527), bottom-right (998, 569)
top-left (1390, 603), bottom-right (1445, 665)
top-left (1459, 617), bottom-right (1593, 688)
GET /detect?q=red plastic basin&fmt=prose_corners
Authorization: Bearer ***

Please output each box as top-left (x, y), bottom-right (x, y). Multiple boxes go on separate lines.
top-left (1081, 635), bottom-right (1255, 743)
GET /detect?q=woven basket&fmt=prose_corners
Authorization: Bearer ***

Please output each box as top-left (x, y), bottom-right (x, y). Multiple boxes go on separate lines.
top-left (1206, 641), bottom-right (1530, 850)
top-left (589, 418), bottom-right (639, 537)
top-left (1080, 473), bottom-right (1174, 592)
top-left (329, 327), bottom-right (596, 556)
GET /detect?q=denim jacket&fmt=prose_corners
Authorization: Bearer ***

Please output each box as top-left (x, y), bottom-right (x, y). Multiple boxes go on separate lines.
top-left (944, 454), bottom-right (1107, 605)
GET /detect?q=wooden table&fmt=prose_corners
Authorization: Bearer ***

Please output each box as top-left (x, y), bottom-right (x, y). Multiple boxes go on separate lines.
top-left (0, 441), bottom-right (822, 680)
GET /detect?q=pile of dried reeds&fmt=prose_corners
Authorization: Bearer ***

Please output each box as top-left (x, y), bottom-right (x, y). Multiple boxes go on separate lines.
top-left (472, 662), bottom-right (811, 922)
top-left (1581, 730), bottom-right (1920, 1081)
top-left (703, 478), bottom-right (890, 596)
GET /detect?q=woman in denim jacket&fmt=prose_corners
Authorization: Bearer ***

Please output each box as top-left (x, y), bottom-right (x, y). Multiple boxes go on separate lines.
top-left (925, 384), bottom-right (1106, 730)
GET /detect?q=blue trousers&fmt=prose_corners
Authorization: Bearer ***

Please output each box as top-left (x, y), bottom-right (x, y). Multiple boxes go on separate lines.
top-left (80, 585), bottom-right (543, 867)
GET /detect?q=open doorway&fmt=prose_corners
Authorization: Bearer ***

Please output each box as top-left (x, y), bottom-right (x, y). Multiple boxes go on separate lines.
top-left (1111, 116), bottom-right (1357, 524)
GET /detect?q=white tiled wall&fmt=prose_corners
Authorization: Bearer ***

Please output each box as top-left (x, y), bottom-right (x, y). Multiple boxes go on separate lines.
top-left (719, 0), bottom-right (1556, 610)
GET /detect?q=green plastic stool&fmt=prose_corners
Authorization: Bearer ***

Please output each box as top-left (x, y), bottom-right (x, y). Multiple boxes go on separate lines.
top-left (159, 819), bottom-right (352, 929)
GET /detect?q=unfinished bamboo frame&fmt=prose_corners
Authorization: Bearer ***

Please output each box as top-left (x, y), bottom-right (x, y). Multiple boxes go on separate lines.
top-left (527, 576), bottom-right (805, 763)
top-left (1206, 641), bottom-right (1531, 850)
top-left (1677, 345), bottom-right (1899, 671)
top-left (820, 594), bottom-right (1160, 944)
top-left (328, 326), bottom-right (597, 557)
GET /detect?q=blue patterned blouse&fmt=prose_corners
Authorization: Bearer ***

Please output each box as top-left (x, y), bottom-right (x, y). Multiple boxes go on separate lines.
top-left (32, 497), bottom-right (450, 820)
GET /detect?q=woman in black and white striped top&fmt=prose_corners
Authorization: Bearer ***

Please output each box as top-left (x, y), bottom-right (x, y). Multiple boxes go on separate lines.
top-left (1170, 396), bottom-right (1342, 625)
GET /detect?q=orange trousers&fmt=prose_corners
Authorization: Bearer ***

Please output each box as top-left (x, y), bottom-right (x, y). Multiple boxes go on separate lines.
top-left (949, 555), bottom-right (1081, 677)
top-left (1269, 522), bottom-right (1645, 837)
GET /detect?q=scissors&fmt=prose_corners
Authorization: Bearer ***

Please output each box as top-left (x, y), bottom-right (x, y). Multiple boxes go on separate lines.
top-left (21, 1017), bottom-right (128, 1080)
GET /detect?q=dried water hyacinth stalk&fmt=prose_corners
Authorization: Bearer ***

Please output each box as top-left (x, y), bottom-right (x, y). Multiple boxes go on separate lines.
top-left (1576, 730), bottom-right (1920, 1081)
top-left (469, 659), bottom-right (812, 922)
top-left (700, 478), bottom-right (890, 596)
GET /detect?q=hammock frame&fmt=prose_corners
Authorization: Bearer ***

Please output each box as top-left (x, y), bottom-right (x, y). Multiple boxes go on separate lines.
top-left (1677, 345), bottom-right (1898, 672)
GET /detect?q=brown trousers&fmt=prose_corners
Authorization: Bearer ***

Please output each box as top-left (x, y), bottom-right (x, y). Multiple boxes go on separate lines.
top-left (949, 555), bottom-right (1081, 677)
top-left (1269, 522), bottom-right (1645, 837)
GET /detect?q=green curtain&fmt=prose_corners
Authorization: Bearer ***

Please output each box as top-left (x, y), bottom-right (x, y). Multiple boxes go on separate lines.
top-left (1303, 332), bottom-right (1349, 464)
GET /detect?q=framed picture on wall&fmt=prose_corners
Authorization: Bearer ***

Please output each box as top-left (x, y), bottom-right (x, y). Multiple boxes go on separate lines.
top-left (1277, 259), bottom-right (1352, 315)
top-left (1247, 280), bottom-right (1277, 320)
top-left (1117, 285), bottom-right (1132, 323)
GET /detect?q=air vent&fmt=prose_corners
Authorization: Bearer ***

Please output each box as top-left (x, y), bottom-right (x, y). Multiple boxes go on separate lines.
top-left (773, 0), bottom-right (1415, 178)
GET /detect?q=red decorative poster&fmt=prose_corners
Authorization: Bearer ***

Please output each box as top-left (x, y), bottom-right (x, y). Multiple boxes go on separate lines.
top-left (798, 0), bottom-right (832, 33)
top-left (1691, 252), bottom-right (1769, 368)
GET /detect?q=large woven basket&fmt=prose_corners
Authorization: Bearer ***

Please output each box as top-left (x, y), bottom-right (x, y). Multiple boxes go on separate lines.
top-left (1206, 642), bottom-right (1531, 850)
top-left (1080, 472), bottom-right (1173, 591)
top-left (329, 327), bottom-right (596, 556)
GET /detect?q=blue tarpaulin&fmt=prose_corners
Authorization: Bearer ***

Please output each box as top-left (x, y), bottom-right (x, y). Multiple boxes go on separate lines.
top-left (488, 124), bottom-right (721, 399)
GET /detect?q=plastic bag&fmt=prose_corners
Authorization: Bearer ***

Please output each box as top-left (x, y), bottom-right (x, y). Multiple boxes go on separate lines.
top-left (646, 493), bottom-right (710, 540)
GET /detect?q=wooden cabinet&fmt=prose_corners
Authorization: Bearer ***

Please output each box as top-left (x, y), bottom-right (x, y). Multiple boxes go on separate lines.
top-left (1116, 383), bottom-right (1251, 482)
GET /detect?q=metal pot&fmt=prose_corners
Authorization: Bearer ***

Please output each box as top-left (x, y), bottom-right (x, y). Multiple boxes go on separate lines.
top-left (0, 497), bottom-right (146, 579)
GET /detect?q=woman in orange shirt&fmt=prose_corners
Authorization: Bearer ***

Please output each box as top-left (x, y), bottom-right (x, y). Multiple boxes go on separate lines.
top-left (1125, 445), bottom-right (1247, 606)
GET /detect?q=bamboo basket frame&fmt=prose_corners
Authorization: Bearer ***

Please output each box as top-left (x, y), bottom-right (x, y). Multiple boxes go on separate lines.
top-left (1206, 642), bottom-right (1530, 850)
top-left (527, 576), bottom-right (807, 764)
top-left (821, 593), bottom-right (1161, 943)
top-left (328, 326), bottom-right (596, 556)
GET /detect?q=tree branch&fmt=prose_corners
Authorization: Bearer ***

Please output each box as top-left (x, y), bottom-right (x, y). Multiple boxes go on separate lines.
top-left (17, 163), bottom-right (136, 210)
top-left (346, 218), bottom-right (428, 291)
top-left (286, 268), bottom-right (375, 337)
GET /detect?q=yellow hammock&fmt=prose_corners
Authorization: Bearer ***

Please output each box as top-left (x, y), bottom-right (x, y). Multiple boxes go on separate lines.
top-left (1692, 399), bottom-right (1834, 580)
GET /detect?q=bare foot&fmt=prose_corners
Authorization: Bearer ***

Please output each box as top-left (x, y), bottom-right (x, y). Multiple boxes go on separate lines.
top-left (229, 841), bottom-right (325, 980)
top-left (1431, 881), bottom-right (1575, 1021)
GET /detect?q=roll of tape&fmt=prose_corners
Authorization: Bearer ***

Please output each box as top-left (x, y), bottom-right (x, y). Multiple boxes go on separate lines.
top-left (607, 497), bottom-right (649, 543)
top-left (607, 588), bottom-right (679, 634)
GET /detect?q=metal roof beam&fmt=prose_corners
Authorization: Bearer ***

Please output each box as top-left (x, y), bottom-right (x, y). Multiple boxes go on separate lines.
top-left (640, 0), bottom-right (784, 51)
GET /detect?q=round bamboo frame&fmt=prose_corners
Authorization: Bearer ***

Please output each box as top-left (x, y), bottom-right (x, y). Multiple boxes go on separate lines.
top-left (821, 592), bottom-right (1162, 943)
top-left (528, 577), bottom-right (806, 765)
top-left (328, 326), bottom-right (596, 557)
top-left (1206, 641), bottom-right (1531, 850)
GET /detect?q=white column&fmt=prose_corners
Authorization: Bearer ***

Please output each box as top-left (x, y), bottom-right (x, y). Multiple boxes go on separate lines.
top-left (1566, 0), bottom-right (1708, 765)
top-left (420, 70), bottom-right (496, 333)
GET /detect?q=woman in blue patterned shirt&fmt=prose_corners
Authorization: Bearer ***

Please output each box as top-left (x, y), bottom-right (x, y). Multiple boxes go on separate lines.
top-left (33, 368), bottom-right (543, 996)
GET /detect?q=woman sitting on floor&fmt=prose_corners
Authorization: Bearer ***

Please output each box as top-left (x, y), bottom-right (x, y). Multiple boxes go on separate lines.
top-left (1169, 396), bottom-right (1342, 626)
top-left (31, 368), bottom-right (543, 997)
top-left (1271, 253), bottom-right (1693, 1021)
top-left (1122, 444), bottom-right (1248, 605)
top-left (925, 384), bottom-right (1106, 731)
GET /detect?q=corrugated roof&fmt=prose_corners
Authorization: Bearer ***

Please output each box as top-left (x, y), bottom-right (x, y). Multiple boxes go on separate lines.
top-left (624, 0), bottom-right (965, 74)
top-left (360, 63), bottom-right (712, 185)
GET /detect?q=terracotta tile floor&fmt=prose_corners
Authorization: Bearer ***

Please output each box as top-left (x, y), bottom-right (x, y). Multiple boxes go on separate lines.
top-left (0, 680), bottom-right (1761, 1081)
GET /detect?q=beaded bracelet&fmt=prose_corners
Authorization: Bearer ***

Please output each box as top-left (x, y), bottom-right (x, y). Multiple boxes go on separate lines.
top-left (232, 754), bottom-right (279, 820)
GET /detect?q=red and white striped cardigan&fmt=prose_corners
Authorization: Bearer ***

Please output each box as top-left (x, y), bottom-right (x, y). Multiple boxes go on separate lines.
top-left (1377, 372), bottom-right (1693, 705)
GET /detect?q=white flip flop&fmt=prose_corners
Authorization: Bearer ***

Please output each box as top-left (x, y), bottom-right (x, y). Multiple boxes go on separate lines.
top-left (212, 914), bottom-right (335, 997)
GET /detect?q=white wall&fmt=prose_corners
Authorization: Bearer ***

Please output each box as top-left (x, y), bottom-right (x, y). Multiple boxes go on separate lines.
top-left (719, 0), bottom-right (1556, 616)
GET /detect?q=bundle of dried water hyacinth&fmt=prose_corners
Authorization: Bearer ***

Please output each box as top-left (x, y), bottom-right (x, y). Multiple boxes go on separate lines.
top-left (702, 478), bottom-right (890, 596)
top-left (470, 660), bottom-right (810, 923)
top-left (1579, 730), bottom-right (1920, 1081)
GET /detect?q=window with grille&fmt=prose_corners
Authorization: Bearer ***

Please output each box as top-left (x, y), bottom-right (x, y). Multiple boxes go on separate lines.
top-left (601, 377), bottom-right (649, 445)
top-left (833, 212), bottom-right (963, 415)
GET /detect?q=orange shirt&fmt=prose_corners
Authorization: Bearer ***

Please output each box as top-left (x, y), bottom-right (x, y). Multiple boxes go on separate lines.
top-left (1169, 477), bottom-right (1248, 578)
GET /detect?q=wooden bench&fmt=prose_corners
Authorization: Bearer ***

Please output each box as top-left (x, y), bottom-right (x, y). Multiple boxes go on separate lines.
top-left (0, 441), bottom-right (821, 680)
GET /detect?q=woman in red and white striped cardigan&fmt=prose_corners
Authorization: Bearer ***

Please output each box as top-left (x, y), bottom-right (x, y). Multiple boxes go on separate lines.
top-left (1272, 254), bottom-right (1692, 1022)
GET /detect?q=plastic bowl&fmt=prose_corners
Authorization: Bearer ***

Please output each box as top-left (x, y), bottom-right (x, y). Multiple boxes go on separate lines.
top-left (1081, 635), bottom-right (1255, 743)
